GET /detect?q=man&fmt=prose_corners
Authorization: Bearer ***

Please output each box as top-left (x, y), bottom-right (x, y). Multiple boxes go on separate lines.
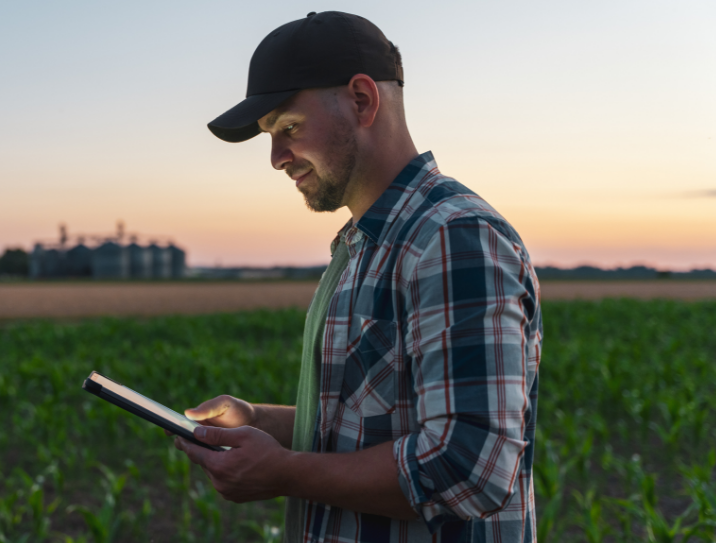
top-left (174, 11), bottom-right (542, 543)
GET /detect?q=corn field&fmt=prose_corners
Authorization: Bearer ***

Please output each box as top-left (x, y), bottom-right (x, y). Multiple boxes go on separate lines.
top-left (1, 300), bottom-right (715, 542)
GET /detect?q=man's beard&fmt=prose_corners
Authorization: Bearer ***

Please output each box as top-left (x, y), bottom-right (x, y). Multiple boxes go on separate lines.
top-left (292, 114), bottom-right (358, 213)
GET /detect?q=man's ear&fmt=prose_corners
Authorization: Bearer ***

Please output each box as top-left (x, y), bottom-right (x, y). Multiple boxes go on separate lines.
top-left (347, 74), bottom-right (380, 128)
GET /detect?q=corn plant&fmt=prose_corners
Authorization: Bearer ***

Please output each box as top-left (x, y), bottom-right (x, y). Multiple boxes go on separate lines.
top-left (188, 480), bottom-right (222, 541)
top-left (611, 471), bottom-right (702, 543)
top-left (572, 488), bottom-right (611, 543)
top-left (66, 463), bottom-right (131, 543)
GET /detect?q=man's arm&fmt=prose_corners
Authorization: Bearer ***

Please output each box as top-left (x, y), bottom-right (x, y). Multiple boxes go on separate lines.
top-left (252, 404), bottom-right (295, 449)
top-left (392, 217), bottom-right (541, 531)
top-left (285, 441), bottom-right (416, 518)
top-left (175, 426), bottom-right (417, 520)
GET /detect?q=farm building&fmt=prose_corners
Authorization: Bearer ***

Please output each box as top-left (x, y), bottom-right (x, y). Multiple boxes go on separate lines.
top-left (29, 223), bottom-right (186, 280)
top-left (128, 243), bottom-right (152, 278)
top-left (67, 244), bottom-right (93, 276)
top-left (92, 242), bottom-right (129, 279)
top-left (150, 243), bottom-right (172, 279)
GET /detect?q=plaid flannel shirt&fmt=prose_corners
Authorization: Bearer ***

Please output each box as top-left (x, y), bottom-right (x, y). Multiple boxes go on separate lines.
top-left (303, 151), bottom-right (542, 543)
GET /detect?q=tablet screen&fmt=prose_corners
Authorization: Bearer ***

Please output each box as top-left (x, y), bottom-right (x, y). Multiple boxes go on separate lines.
top-left (88, 372), bottom-right (204, 435)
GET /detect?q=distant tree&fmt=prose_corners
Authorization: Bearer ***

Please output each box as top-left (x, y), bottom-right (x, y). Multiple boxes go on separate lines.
top-left (0, 248), bottom-right (29, 276)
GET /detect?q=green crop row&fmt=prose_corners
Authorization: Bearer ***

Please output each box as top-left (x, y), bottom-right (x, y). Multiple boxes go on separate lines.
top-left (537, 300), bottom-right (716, 542)
top-left (1, 300), bottom-right (715, 542)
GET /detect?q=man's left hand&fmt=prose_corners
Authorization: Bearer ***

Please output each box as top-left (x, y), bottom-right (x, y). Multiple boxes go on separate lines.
top-left (175, 425), bottom-right (291, 503)
top-left (176, 425), bottom-right (417, 520)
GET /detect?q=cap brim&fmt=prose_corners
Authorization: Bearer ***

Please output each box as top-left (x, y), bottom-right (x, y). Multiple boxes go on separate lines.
top-left (207, 90), bottom-right (299, 143)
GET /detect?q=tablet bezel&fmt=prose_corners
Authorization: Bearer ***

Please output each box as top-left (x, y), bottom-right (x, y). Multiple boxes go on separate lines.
top-left (83, 371), bottom-right (229, 452)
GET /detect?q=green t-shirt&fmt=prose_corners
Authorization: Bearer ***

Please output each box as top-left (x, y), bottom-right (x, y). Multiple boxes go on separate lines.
top-left (284, 238), bottom-right (350, 543)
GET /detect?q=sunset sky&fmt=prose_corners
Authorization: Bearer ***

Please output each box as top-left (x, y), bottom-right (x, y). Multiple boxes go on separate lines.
top-left (1, 1), bottom-right (714, 270)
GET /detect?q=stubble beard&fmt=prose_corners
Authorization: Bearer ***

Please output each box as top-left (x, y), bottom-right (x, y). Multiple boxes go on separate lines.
top-left (295, 114), bottom-right (358, 213)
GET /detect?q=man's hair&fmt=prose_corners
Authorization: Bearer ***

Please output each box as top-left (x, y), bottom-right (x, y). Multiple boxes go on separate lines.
top-left (385, 45), bottom-right (405, 121)
top-left (318, 44), bottom-right (406, 125)
top-left (394, 45), bottom-right (404, 88)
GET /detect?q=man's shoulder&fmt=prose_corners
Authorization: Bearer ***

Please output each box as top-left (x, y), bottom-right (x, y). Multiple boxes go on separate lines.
top-left (396, 172), bottom-right (525, 251)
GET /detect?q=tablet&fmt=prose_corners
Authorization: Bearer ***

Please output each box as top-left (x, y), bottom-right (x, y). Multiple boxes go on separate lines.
top-left (82, 371), bottom-right (229, 452)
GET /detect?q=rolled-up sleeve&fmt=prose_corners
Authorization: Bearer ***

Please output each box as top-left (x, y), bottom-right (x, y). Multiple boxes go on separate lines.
top-left (393, 216), bottom-right (539, 533)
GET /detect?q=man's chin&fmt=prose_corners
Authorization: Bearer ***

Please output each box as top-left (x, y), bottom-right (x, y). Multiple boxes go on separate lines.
top-left (298, 176), bottom-right (346, 213)
top-left (302, 194), bottom-right (341, 213)
top-left (298, 186), bottom-right (320, 212)
top-left (304, 198), bottom-right (330, 213)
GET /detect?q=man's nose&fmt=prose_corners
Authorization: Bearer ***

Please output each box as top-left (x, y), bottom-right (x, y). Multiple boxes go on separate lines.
top-left (271, 140), bottom-right (293, 171)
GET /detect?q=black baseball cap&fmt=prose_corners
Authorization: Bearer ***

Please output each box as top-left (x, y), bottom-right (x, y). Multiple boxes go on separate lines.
top-left (207, 11), bottom-right (404, 143)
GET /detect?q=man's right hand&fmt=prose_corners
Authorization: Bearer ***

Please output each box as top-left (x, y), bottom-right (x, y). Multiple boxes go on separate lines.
top-left (184, 395), bottom-right (256, 428)
top-left (165, 396), bottom-right (296, 448)
top-left (163, 395), bottom-right (255, 437)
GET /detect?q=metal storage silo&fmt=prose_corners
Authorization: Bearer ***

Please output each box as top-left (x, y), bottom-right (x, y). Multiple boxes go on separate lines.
top-left (44, 249), bottom-right (67, 278)
top-left (67, 244), bottom-right (93, 277)
top-left (92, 242), bottom-right (129, 279)
top-left (129, 243), bottom-right (152, 279)
top-left (30, 244), bottom-right (45, 279)
top-left (168, 244), bottom-right (186, 279)
top-left (149, 243), bottom-right (171, 279)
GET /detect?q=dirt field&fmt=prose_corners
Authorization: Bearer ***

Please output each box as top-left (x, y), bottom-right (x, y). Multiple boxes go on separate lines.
top-left (0, 282), bottom-right (318, 319)
top-left (0, 280), bottom-right (715, 319)
top-left (539, 280), bottom-right (716, 301)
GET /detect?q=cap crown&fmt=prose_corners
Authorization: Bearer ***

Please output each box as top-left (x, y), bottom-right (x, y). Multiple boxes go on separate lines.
top-left (207, 11), bottom-right (402, 143)
top-left (247, 11), bottom-right (403, 97)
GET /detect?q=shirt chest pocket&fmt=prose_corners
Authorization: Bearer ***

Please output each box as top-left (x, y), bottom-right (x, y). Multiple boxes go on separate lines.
top-left (341, 318), bottom-right (397, 418)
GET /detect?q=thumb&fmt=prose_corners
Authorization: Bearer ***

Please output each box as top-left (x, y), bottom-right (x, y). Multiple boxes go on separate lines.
top-left (194, 425), bottom-right (249, 447)
top-left (185, 395), bottom-right (231, 421)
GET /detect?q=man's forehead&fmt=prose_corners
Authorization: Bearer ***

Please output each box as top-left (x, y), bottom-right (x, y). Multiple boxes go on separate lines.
top-left (259, 88), bottom-right (329, 131)
top-left (258, 92), bottom-right (305, 131)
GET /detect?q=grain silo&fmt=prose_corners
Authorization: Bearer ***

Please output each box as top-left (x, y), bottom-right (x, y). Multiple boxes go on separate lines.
top-left (67, 244), bottom-right (93, 277)
top-left (30, 244), bottom-right (45, 279)
top-left (128, 242), bottom-right (152, 279)
top-left (149, 243), bottom-right (171, 279)
top-left (92, 242), bottom-right (129, 279)
top-left (168, 244), bottom-right (186, 278)
top-left (43, 249), bottom-right (67, 278)
top-left (30, 223), bottom-right (189, 280)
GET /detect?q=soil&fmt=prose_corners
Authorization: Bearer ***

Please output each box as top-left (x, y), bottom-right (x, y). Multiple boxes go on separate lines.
top-left (0, 280), bottom-right (714, 320)
top-left (0, 281), bottom-right (319, 319)
top-left (539, 280), bottom-right (716, 301)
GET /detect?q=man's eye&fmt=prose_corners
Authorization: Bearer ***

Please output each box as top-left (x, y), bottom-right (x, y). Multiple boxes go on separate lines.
top-left (285, 123), bottom-right (296, 133)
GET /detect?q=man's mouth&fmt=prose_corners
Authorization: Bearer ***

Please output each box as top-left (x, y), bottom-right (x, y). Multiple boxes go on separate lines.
top-left (293, 170), bottom-right (311, 187)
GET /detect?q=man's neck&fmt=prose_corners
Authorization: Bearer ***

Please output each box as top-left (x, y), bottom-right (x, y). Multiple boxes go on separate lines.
top-left (345, 140), bottom-right (419, 223)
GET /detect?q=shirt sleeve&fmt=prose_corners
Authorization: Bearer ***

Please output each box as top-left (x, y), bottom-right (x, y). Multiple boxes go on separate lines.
top-left (393, 216), bottom-right (540, 533)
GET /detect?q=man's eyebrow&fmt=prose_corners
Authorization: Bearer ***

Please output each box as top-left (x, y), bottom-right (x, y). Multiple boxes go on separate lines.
top-left (260, 111), bottom-right (283, 132)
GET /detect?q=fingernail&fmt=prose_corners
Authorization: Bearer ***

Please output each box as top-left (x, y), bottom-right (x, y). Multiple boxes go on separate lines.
top-left (195, 426), bottom-right (206, 439)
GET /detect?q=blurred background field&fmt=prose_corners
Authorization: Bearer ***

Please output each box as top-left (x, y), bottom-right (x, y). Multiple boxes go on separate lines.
top-left (1, 300), bottom-right (716, 542)
top-left (1, 280), bottom-right (715, 320)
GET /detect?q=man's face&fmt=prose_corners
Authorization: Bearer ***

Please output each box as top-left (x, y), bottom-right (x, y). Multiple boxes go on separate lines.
top-left (258, 89), bottom-right (358, 212)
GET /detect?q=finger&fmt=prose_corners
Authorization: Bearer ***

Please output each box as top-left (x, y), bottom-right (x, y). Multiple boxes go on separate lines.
top-left (185, 395), bottom-right (233, 422)
top-left (194, 425), bottom-right (249, 448)
top-left (176, 437), bottom-right (210, 467)
top-left (164, 429), bottom-right (175, 437)
top-left (200, 464), bottom-right (213, 481)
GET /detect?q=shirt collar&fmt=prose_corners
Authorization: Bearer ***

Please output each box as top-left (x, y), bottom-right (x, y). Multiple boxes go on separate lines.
top-left (330, 219), bottom-right (354, 257)
top-left (354, 151), bottom-right (437, 245)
